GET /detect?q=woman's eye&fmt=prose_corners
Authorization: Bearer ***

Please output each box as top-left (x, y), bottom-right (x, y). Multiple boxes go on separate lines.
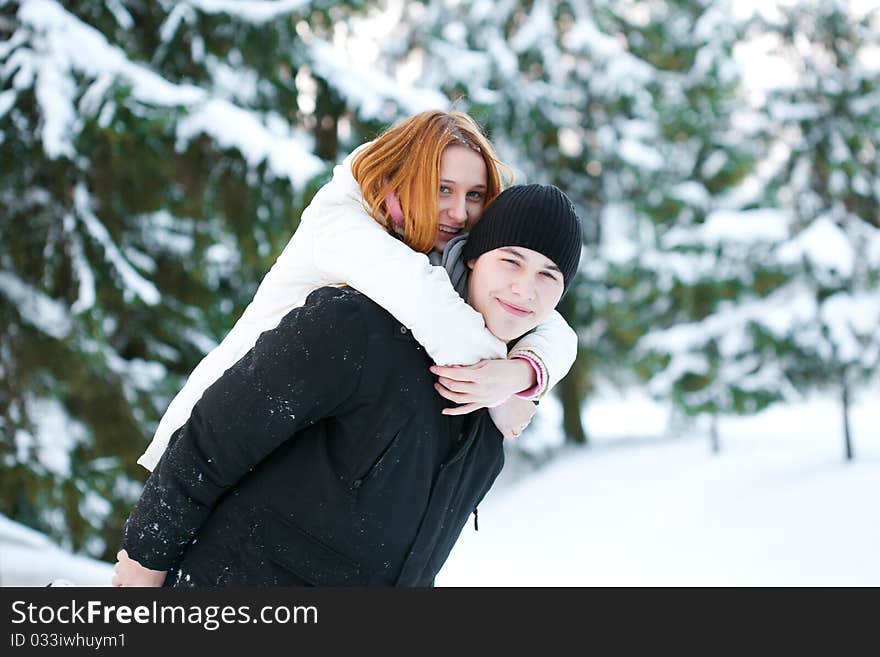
top-left (466, 191), bottom-right (484, 201)
top-left (439, 185), bottom-right (451, 194)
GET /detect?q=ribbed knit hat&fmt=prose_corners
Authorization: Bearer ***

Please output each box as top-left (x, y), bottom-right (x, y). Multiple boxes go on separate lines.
top-left (463, 184), bottom-right (582, 296)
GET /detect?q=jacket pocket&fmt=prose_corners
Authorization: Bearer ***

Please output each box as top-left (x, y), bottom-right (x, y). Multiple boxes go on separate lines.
top-left (264, 508), bottom-right (365, 586)
top-left (349, 430), bottom-right (403, 492)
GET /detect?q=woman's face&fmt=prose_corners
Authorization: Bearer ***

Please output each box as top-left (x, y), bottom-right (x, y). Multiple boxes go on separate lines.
top-left (466, 246), bottom-right (564, 342)
top-left (434, 145), bottom-right (488, 252)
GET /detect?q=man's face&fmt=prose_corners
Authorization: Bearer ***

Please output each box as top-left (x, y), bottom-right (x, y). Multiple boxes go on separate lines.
top-left (466, 246), bottom-right (564, 342)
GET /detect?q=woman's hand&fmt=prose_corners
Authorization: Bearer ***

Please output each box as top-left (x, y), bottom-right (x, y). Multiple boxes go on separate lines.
top-left (112, 549), bottom-right (167, 587)
top-left (488, 397), bottom-right (537, 439)
top-left (431, 358), bottom-right (536, 415)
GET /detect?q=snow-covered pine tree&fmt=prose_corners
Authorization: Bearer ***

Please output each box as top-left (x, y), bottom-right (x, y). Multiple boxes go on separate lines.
top-left (575, 0), bottom-right (782, 453)
top-left (0, 0), bottom-right (446, 558)
top-left (754, 0), bottom-right (880, 460)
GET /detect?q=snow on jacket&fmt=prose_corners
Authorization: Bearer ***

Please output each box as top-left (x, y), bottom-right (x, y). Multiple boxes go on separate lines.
top-left (138, 145), bottom-right (577, 471)
top-left (123, 287), bottom-right (504, 586)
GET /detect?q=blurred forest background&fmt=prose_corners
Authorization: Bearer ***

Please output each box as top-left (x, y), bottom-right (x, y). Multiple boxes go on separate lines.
top-left (1, 0), bottom-right (878, 562)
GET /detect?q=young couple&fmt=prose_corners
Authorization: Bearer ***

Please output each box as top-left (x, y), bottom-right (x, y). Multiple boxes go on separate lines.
top-left (114, 110), bottom-right (582, 587)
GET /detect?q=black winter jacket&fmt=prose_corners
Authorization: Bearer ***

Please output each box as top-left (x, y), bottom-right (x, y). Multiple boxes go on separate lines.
top-left (122, 287), bottom-right (505, 586)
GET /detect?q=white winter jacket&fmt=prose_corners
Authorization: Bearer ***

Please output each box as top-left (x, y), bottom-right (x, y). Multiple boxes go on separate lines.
top-left (138, 146), bottom-right (578, 471)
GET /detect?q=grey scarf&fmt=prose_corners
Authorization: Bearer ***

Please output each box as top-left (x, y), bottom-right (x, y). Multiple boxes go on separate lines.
top-left (439, 234), bottom-right (470, 300)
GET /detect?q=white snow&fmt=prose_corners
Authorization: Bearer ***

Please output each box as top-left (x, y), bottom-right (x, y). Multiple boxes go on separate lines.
top-left (0, 88), bottom-right (15, 117)
top-left (187, 0), bottom-right (310, 24)
top-left (618, 138), bottom-right (665, 171)
top-left (106, 0), bottom-right (135, 30)
top-left (308, 39), bottom-right (448, 119)
top-left (65, 218), bottom-right (97, 315)
top-left (79, 492), bottom-right (112, 527)
top-left (0, 514), bottom-right (113, 587)
top-left (777, 215), bottom-right (856, 277)
top-left (12, 396), bottom-right (89, 479)
top-left (19, 0), bottom-right (205, 159)
top-left (33, 40), bottom-right (78, 159)
top-left (74, 185), bottom-right (162, 306)
top-left (438, 387), bottom-right (880, 586)
top-left (702, 208), bottom-right (791, 244)
top-left (509, 0), bottom-right (554, 54)
top-left (665, 208), bottom-right (791, 247)
top-left (176, 100), bottom-right (325, 184)
top-left (17, 0), bottom-right (323, 190)
top-left (0, 271), bottom-right (72, 339)
top-left (820, 292), bottom-right (880, 365)
top-left (599, 203), bottom-right (639, 263)
top-left (753, 281), bottom-right (818, 338)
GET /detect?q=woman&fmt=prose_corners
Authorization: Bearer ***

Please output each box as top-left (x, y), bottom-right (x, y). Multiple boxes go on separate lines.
top-left (138, 110), bottom-right (578, 473)
top-left (114, 184), bottom-right (582, 587)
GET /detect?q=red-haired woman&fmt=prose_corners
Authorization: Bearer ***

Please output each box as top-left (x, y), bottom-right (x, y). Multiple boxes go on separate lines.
top-left (137, 110), bottom-right (578, 472)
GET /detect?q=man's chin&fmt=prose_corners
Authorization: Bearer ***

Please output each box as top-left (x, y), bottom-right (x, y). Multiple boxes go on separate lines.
top-left (486, 319), bottom-right (533, 344)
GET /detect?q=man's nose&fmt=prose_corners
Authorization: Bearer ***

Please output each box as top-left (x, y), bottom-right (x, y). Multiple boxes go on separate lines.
top-left (510, 274), bottom-right (536, 300)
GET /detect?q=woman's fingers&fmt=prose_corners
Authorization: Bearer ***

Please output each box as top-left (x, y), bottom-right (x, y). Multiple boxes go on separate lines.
top-left (434, 382), bottom-right (469, 403)
top-left (436, 376), bottom-right (472, 394)
top-left (430, 365), bottom-right (478, 383)
top-left (441, 402), bottom-right (481, 416)
top-left (434, 384), bottom-right (484, 413)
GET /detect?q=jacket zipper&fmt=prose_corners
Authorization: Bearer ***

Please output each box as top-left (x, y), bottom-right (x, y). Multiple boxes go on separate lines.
top-left (473, 507), bottom-right (479, 531)
top-left (351, 431), bottom-right (402, 491)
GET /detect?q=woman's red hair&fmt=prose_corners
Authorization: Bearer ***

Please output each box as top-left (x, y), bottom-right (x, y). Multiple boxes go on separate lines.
top-left (351, 110), bottom-right (509, 253)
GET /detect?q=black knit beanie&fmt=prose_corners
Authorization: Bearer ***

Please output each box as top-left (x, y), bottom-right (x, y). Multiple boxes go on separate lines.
top-left (463, 184), bottom-right (582, 296)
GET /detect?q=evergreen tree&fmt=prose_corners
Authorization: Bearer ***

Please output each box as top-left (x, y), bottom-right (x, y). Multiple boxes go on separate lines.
top-left (0, 0), bottom-right (433, 557)
top-left (755, 0), bottom-right (880, 460)
top-left (608, 0), bottom-right (782, 453)
top-left (635, 0), bottom-right (880, 457)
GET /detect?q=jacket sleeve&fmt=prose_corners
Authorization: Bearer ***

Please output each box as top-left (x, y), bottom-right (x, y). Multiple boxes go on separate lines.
top-left (123, 289), bottom-right (369, 571)
top-left (507, 310), bottom-right (578, 398)
top-left (308, 170), bottom-right (507, 368)
top-left (137, 152), bottom-right (365, 472)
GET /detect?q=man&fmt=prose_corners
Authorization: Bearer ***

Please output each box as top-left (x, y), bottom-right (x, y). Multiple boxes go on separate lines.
top-left (115, 184), bottom-right (582, 587)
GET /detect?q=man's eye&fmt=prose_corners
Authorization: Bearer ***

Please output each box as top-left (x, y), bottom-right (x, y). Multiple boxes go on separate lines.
top-left (541, 271), bottom-right (560, 281)
top-left (502, 258), bottom-right (519, 266)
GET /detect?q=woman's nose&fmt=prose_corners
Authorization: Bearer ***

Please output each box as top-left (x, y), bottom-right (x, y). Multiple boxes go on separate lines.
top-left (447, 195), bottom-right (467, 222)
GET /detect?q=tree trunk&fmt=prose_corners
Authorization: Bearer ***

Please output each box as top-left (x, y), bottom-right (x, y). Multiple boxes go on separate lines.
top-left (314, 78), bottom-right (341, 161)
top-left (842, 378), bottom-right (854, 462)
top-left (556, 293), bottom-right (589, 446)
top-left (709, 414), bottom-right (720, 454)
top-left (560, 352), bottom-right (589, 445)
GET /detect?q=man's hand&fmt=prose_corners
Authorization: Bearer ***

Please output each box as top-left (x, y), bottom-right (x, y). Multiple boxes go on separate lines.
top-left (431, 358), bottom-right (536, 415)
top-left (112, 549), bottom-right (167, 587)
top-left (488, 397), bottom-right (537, 439)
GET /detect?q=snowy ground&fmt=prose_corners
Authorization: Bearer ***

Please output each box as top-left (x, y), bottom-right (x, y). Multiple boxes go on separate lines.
top-left (0, 513), bottom-right (113, 587)
top-left (437, 386), bottom-right (880, 586)
top-left (2, 386), bottom-right (877, 587)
